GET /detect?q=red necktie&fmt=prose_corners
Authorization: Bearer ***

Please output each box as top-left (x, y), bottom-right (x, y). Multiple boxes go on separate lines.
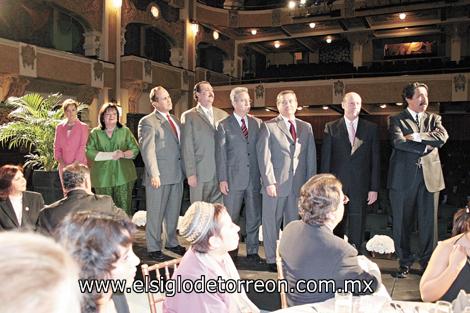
top-left (289, 120), bottom-right (297, 141)
top-left (241, 118), bottom-right (248, 139)
top-left (166, 114), bottom-right (179, 141)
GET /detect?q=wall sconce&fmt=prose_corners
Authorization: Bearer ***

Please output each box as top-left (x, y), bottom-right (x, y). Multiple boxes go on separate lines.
top-left (326, 36), bottom-right (332, 44)
top-left (190, 22), bottom-right (199, 35)
top-left (213, 30), bottom-right (219, 40)
top-left (274, 40), bottom-right (280, 48)
top-left (150, 5), bottom-right (160, 18)
top-left (251, 29), bottom-right (257, 35)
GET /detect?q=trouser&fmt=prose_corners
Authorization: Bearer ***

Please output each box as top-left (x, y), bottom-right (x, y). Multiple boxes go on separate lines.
top-left (262, 193), bottom-right (299, 264)
top-left (334, 192), bottom-right (367, 250)
top-left (189, 177), bottom-right (223, 204)
top-left (95, 181), bottom-right (135, 215)
top-left (223, 188), bottom-right (262, 255)
top-left (390, 169), bottom-right (438, 268)
top-left (145, 182), bottom-right (183, 252)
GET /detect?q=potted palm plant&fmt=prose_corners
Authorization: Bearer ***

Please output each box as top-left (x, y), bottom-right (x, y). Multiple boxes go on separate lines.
top-left (0, 93), bottom-right (86, 203)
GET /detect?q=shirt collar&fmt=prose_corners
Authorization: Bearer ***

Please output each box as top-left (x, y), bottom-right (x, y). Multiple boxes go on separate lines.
top-left (280, 114), bottom-right (296, 128)
top-left (407, 107), bottom-right (421, 119)
top-left (344, 116), bottom-right (359, 128)
top-left (198, 103), bottom-right (212, 116)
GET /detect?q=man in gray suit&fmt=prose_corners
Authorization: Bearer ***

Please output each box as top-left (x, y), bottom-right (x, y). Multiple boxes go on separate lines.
top-left (388, 82), bottom-right (448, 278)
top-left (257, 90), bottom-right (317, 271)
top-left (215, 87), bottom-right (263, 263)
top-left (181, 81), bottom-right (228, 204)
top-left (321, 92), bottom-right (380, 250)
top-left (38, 163), bottom-right (126, 235)
top-left (138, 86), bottom-right (186, 262)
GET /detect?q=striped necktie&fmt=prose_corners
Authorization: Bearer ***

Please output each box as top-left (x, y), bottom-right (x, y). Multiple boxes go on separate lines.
top-left (241, 118), bottom-right (248, 138)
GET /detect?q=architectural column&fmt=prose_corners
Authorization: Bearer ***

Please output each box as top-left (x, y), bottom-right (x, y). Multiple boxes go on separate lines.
top-left (345, 32), bottom-right (371, 68)
top-left (83, 31), bottom-right (102, 57)
top-left (126, 81), bottom-right (147, 113)
top-left (444, 24), bottom-right (468, 64)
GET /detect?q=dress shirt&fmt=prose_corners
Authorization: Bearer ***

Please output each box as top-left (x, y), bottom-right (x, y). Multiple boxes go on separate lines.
top-left (280, 115), bottom-right (297, 133)
top-left (198, 104), bottom-right (214, 125)
top-left (157, 110), bottom-right (180, 139)
top-left (233, 113), bottom-right (248, 130)
top-left (345, 117), bottom-right (358, 145)
top-left (407, 108), bottom-right (423, 142)
top-left (9, 195), bottom-right (22, 226)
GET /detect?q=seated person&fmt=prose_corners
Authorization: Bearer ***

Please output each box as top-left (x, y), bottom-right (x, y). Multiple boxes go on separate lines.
top-left (0, 231), bottom-right (81, 313)
top-left (38, 163), bottom-right (126, 235)
top-left (420, 203), bottom-right (470, 302)
top-left (56, 211), bottom-right (140, 313)
top-left (279, 174), bottom-right (380, 306)
top-left (163, 201), bottom-right (260, 313)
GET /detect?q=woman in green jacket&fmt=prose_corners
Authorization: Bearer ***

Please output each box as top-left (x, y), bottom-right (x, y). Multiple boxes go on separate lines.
top-left (86, 103), bottom-right (139, 215)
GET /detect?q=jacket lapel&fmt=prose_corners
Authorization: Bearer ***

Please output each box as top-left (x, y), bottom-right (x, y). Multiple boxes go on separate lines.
top-left (156, 111), bottom-right (179, 143)
top-left (404, 110), bottom-right (420, 133)
top-left (340, 118), bottom-right (352, 151)
top-left (230, 115), bottom-right (245, 140)
top-left (351, 119), bottom-right (363, 155)
top-left (0, 198), bottom-right (19, 227)
top-left (276, 116), bottom-right (293, 142)
top-left (196, 105), bottom-right (214, 128)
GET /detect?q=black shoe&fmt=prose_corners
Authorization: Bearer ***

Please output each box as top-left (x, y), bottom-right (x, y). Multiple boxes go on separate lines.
top-left (165, 245), bottom-right (186, 256)
top-left (393, 265), bottom-right (410, 278)
top-left (246, 254), bottom-right (266, 265)
top-left (267, 263), bottom-right (277, 273)
top-left (148, 251), bottom-right (166, 262)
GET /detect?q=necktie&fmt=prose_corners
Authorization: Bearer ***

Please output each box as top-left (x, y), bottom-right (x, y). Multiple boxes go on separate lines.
top-left (166, 114), bottom-right (179, 141)
top-left (289, 120), bottom-right (297, 142)
top-left (349, 121), bottom-right (356, 146)
top-left (415, 114), bottom-right (420, 128)
top-left (241, 118), bottom-right (248, 139)
top-left (206, 109), bottom-right (214, 126)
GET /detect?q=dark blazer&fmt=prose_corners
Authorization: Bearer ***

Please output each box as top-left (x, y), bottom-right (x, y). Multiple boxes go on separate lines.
top-left (279, 221), bottom-right (378, 306)
top-left (387, 110), bottom-right (448, 193)
top-left (321, 117), bottom-right (380, 196)
top-left (215, 114), bottom-right (262, 191)
top-left (0, 191), bottom-right (44, 231)
top-left (37, 189), bottom-right (126, 235)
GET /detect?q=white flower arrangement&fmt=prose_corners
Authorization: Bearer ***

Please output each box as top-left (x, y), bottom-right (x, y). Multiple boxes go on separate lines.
top-left (132, 210), bottom-right (147, 227)
top-left (366, 235), bottom-right (395, 254)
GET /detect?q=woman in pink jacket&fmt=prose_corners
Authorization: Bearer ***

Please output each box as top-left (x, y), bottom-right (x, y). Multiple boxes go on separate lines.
top-left (54, 99), bottom-right (89, 193)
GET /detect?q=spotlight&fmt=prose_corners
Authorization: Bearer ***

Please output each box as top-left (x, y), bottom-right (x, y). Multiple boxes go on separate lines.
top-left (112, 0), bottom-right (122, 8)
top-left (322, 105), bottom-right (329, 110)
top-left (399, 13), bottom-right (406, 20)
top-left (396, 102), bottom-right (403, 106)
top-left (190, 22), bottom-right (199, 34)
top-left (150, 5), bottom-right (159, 18)
top-left (288, 0), bottom-right (296, 9)
top-left (380, 104), bottom-right (387, 109)
top-left (326, 37), bottom-right (332, 44)
top-left (251, 29), bottom-right (257, 35)
top-left (213, 30), bottom-right (219, 40)
top-left (274, 41), bottom-right (281, 48)
top-left (309, 22), bottom-right (316, 29)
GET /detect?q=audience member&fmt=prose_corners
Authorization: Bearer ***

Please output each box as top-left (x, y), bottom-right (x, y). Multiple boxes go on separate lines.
top-left (279, 174), bottom-right (380, 306)
top-left (54, 98), bottom-right (89, 193)
top-left (0, 231), bottom-right (81, 313)
top-left (57, 211), bottom-right (140, 313)
top-left (0, 164), bottom-right (44, 230)
top-left (163, 201), bottom-right (260, 313)
top-left (86, 103), bottom-right (140, 215)
top-left (420, 203), bottom-right (470, 302)
top-left (38, 163), bottom-right (127, 234)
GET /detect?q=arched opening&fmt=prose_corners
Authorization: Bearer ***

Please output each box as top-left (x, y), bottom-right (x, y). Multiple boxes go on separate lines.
top-left (124, 23), bottom-right (172, 64)
top-left (196, 43), bottom-right (226, 73)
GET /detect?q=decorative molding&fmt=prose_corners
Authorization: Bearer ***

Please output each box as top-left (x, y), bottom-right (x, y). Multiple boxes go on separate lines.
top-left (0, 75), bottom-right (30, 101)
top-left (19, 44), bottom-right (37, 77)
top-left (143, 60), bottom-right (153, 83)
top-left (452, 73), bottom-right (468, 101)
top-left (83, 31), bottom-right (102, 56)
top-left (170, 47), bottom-right (184, 67)
top-left (229, 10), bottom-right (239, 28)
top-left (333, 80), bottom-right (345, 104)
top-left (272, 9), bottom-right (281, 26)
top-left (126, 81), bottom-right (147, 113)
top-left (254, 84), bottom-right (265, 108)
top-left (91, 61), bottom-right (104, 88)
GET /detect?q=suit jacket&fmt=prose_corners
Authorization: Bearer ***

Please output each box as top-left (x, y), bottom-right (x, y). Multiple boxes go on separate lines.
top-left (321, 117), bottom-right (380, 196)
top-left (387, 110), bottom-right (448, 193)
top-left (37, 189), bottom-right (126, 235)
top-left (215, 114), bottom-right (262, 191)
top-left (181, 104), bottom-right (229, 183)
top-left (279, 221), bottom-right (378, 305)
top-left (257, 115), bottom-right (317, 197)
top-left (0, 191), bottom-right (44, 231)
top-left (138, 111), bottom-right (183, 186)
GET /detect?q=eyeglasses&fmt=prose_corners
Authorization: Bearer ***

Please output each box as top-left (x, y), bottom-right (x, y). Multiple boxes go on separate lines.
top-left (343, 195), bottom-right (349, 204)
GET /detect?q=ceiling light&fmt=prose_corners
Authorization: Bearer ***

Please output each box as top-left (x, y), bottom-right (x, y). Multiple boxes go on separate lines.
top-left (213, 30), bottom-right (219, 40)
top-left (297, 106), bottom-right (303, 111)
top-left (309, 22), bottom-right (316, 29)
top-left (288, 0), bottom-right (296, 9)
top-left (399, 13), bottom-right (406, 20)
top-left (150, 5), bottom-right (159, 18)
top-left (251, 29), bottom-right (257, 35)
top-left (274, 41), bottom-right (281, 48)
top-left (326, 37), bottom-right (332, 44)
top-left (380, 104), bottom-right (387, 109)
top-left (190, 22), bottom-right (199, 34)
top-left (322, 105), bottom-right (329, 110)
top-left (396, 102), bottom-right (403, 106)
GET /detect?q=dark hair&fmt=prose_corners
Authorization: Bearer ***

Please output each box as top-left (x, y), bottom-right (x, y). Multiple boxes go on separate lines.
top-left (98, 103), bottom-right (123, 130)
top-left (402, 82), bottom-right (428, 103)
top-left (298, 174), bottom-right (343, 225)
top-left (62, 163), bottom-right (90, 190)
top-left (452, 203), bottom-right (470, 236)
top-left (0, 165), bottom-right (23, 200)
top-left (62, 99), bottom-right (78, 112)
top-left (193, 81), bottom-right (211, 102)
top-left (56, 211), bottom-right (135, 313)
top-left (192, 203), bottom-right (225, 253)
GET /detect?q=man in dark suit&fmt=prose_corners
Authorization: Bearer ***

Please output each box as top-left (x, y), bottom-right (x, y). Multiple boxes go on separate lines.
top-left (321, 92), bottom-right (380, 250)
top-left (257, 90), bottom-right (317, 271)
top-left (138, 86), bottom-right (186, 261)
top-left (181, 81), bottom-right (228, 204)
top-left (280, 174), bottom-right (380, 306)
top-left (38, 163), bottom-right (126, 234)
top-left (215, 87), bottom-right (263, 263)
top-left (388, 82), bottom-right (448, 278)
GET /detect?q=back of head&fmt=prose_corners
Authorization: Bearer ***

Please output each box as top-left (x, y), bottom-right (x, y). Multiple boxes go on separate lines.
top-left (298, 174), bottom-right (343, 225)
top-left (63, 163), bottom-right (90, 191)
top-left (452, 202), bottom-right (470, 236)
top-left (0, 232), bottom-right (81, 313)
top-left (56, 211), bottom-right (135, 312)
